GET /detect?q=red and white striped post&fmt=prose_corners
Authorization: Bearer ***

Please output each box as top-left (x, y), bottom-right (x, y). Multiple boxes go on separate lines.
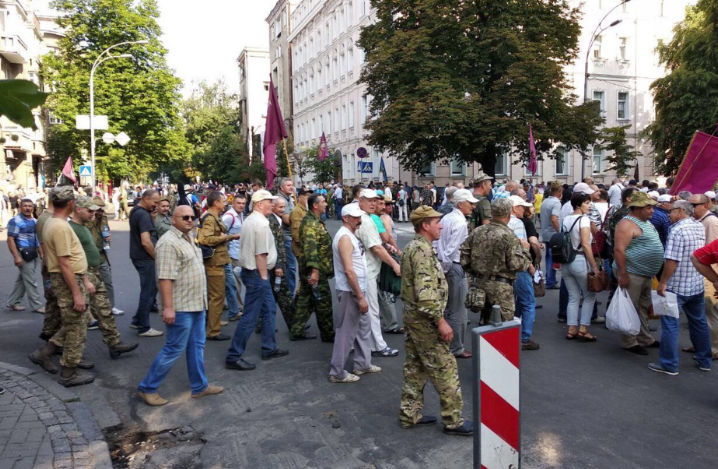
top-left (472, 306), bottom-right (521, 469)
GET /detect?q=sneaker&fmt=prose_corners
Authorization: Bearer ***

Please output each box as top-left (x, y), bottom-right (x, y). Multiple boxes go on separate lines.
top-left (112, 308), bottom-right (124, 316)
top-left (138, 328), bottom-right (164, 337)
top-left (87, 320), bottom-right (99, 330)
top-left (371, 347), bottom-right (399, 357)
top-left (329, 373), bottom-right (360, 383)
top-left (591, 316), bottom-right (606, 324)
top-left (648, 362), bottom-right (678, 376)
top-left (694, 359), bottom-right (711, 372)
top-left (220, 320), bottom-right (229, 327)
top-left (129, 323), bottom-right (140, 330)
top-left (33, 307), bottom-right (46, 314)
top-left (191, 385), bottom-right (224, 399)
top-left (7, 304), bottom-right (26, 311)
top-left (0, 386), bottom-right (4, 395)
top-left (137, 391), bottom-right (168, 406)
top-left (228, 314), bottom-right (242, 321)
top-left (354, 365), bottom-right (381, 375)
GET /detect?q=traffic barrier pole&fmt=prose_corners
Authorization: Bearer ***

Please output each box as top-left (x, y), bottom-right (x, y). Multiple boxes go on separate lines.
top-left (472, 305), bottom-right (521, 469)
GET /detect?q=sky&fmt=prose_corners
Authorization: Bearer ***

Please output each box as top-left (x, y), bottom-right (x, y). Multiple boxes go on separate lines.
top-left (155, 0), bottom-right (270, 95)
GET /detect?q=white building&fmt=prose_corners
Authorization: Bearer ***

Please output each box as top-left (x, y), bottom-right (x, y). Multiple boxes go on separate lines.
top-left (237, 47), bottom-right (270, 160)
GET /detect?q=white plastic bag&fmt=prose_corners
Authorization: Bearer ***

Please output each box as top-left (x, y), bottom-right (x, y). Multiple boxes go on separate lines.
top-left (606, 287), bottom-right (641, 335)
top-left (651, 291), bottom-right (680, 318)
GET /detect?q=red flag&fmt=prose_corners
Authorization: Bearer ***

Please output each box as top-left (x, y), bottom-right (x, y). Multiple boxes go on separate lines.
top-left (670, 130), bottom-right (718, 195)
top-left (263, 76), bottom-right (288, 190)
top-left (318, 132), bottom-right (329, 161)
top-left (528, 124), bottom-right (537, 176)
top-left (61, 156), bottom-right (76, 183)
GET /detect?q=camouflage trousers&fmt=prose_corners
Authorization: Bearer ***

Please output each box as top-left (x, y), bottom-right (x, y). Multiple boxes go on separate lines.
top-left (290, 277), bottom-right (335, 341)
top-left (47, 273), bottom-right (89, 368)
top-left (270, 271), bottom-right (295, 329)
top-left (477, 278), bottom-right (516, 324)
top-left (85, 268), bottom-right (121, 347)
top-left (399, 324), bottom-right (464, 429)
top-left (41, 264), bottom-right (61, 338)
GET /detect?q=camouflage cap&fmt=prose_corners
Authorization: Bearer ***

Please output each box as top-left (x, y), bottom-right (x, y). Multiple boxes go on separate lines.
top-left (50, 185), bottom-right (75, 203)
top-left (490, 198), bottom-right (514, 217)
top-left (473, 172), bottom-right (492, 186)
top-left (628, 191), bottom-right (657, 208)
top-left (410, 205), bottom-right (442, 226)
top-left (75, 196), bottom-right (100, 211)
top-left (92, 196), bottom-right (106, 207)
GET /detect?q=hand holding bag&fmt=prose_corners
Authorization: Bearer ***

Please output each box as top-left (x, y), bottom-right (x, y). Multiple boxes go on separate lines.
top-left (606, 287), bottom-right (641, 335)
top-left (533, 265), bottom-right (546, 298)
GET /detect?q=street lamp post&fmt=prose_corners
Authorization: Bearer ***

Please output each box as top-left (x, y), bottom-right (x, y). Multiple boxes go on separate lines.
top-left (581, 0), bottom-right (630, 181)
top-left (89, 40), bottom-right (148, 193)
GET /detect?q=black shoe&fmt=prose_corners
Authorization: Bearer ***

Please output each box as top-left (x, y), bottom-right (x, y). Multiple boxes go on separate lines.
top-left (626, 345), bottom-right (649, 356)
top-left (557, 316), bottom-right (566, 323)
top-left (262, 349), bottom-right (289, 361)
top-left (225, 359), bottom-right (256, 371)
top-left (403, 415), bottom-right (437, 429)
top-left (38, 332), bottom-right (52, 342)
top-left (648, 325), bottom-right (658, 332)
top-left (207, 334), bottom-right (231, 341)
top-left (444, 420), bottom-right (474, 436)
top-left (647, 340), bottom-right (661, 348)
top-left (109, 342), bottom-right (139, 359)
top-left (290, 334), bottom-right (317, 341)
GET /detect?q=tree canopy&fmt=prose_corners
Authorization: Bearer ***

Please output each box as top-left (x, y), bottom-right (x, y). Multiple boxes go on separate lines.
top-left (645, 0), bottom-right (718, 175)
top-left (358, 0), bottom-right (603, 176)
top-left (43, 0), bottom-right (187, 182)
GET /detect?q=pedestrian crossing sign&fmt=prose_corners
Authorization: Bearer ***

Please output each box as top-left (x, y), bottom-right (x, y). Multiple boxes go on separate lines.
top-left (79, 165), bottom-right (92, 177)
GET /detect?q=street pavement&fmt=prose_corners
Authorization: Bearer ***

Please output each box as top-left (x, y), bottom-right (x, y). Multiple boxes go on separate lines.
top-left (1, 217), bottom-right (717, 468)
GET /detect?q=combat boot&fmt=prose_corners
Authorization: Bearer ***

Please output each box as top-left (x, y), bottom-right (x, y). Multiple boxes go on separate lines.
top-left (109, 342), bottom-right (139, 359)
top-left (28, 343), bottom-right (58, 374)
top-left (77, 358), bottom-right (94, 370)
top-left (58, 367), bottom-right (94, 388)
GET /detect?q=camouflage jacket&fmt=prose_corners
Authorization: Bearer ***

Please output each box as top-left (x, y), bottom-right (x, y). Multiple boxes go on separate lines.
top-left (86, 215), bottom-right (109, 264)
top-left (269, 214), bottom-right (287, 273)
top-left (606, 204), bottom-right (630, 248)
top-left (401, 235), bottom-right (448, 327)
top-left (469, 196), bottom-right (491, 231)
top-left (461, 220), bottom-right (531, 280)
top-left (298, 210), bottom-right (334, 278)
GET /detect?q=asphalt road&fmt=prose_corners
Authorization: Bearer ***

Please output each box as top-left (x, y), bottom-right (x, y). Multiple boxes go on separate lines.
top-left (0, 217), bottom-right (717, 468)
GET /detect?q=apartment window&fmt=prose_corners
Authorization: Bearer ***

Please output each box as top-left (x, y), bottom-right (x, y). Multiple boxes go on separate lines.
top-left (348, 47), bottom-right (354, 73)
top-left (325, 61), bottom-right (330, 86)
top-left (342, 104), bottom-right (347, 130)
top-left (332, 56), bottom-right (338, 80)
top-left (361, 96), bottom-right (368, 123)
top-left (617, 91), bottom-right (629, 120)
top-left (275, 18), bottom-right (281, 37)
top-left (294, 83), bottom-right (298, 104)
top-left (495, 152), bottom-right (508, 176)
top-left (335, 107), bottom-right (339, 131)
top-left (316, 67), bottom-right (322, 91)
top-left (593, 35), bottom-right (602, 59)
top-left (327, 111), bottom-right (332, 133)
top-left (362, 0), bottom-right (367, 16)
top-left (339, 8), bottom-right (345, 32)
top-left (618, 37), bottom-right (627, 61)
top-left (311, 118), bottom-right (316, 139)
top-left (450, 158), bottom-right (466, 176)
top-left (347, 2), bottom-right (353, 26)
top-left (349, 101), bottom-right (355, 128)
top-left (592, 147), bottom-right (604, 174)
top-left (48, 113), bottom-right (63, 125)
top-left (555, 148), bottom-right (568, 176)
top-left (319, 115), bottom-right (324, 133)
top-left (326, 23), bottom-right (330, 43)
top-left (317, 31), bottom-right (322, 49)
top-left (309, 38), bottom-right (314, 58)
top-left (593, 90), bottom-right (605, 113)
top-left (340, 53), bottom-right (345, 76)
top-left (308, 71), bottom-right (314, 94)
top-left (419, 162), bottom-right (435, 177)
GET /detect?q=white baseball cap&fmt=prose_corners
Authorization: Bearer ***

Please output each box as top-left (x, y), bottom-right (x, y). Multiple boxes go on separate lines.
top-left (573, 182), bottom-right (595, 195)
top-left (341, 203), bottom-right (365, 218)
top-left (648, 191), bottom-right (660, 200)
top-left (453, 189), bottom-right (479, 204)
top-left (706, 191), bottom-right (716, 200)
top-left (359, 189), bottom-right (380, 199)
top-left (508, 195), bottom-right (532, 208)
top-left (251, 189), bottom-right (278, 203)
top-left (657, 194), bottom-right (673, 203)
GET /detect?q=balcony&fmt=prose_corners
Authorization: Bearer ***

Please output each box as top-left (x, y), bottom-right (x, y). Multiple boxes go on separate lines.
top-left (0, 35), bottom-right (28, 64)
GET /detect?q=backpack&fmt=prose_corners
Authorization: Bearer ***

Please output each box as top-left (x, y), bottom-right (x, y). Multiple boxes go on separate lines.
top-left (549, 216), bottom-right (583, 264)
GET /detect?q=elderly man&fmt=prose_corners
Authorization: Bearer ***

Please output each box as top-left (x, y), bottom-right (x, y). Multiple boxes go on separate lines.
top-left (651, 200), bottom-right (711, 375)
top-left (608, 179), bottom-right (624, 206)
top-left (6, 198), bottom-right (44, 313)
top-left (329, 204), bottom-right (375, 383)
top-left (356, 189), bottom-right (401, 357)
top-left (436, 189), bottom-right (478, 358)
top-left (267, 197), bottom-right (296, 329)
top-left (137, 206), bottom-right (223, 406)
top-left (540, 181), bottom-right (563, 289)
top-left (277, 178), bottom-right (298, 295)
top-left (462, 198), bottom-right (532, 324)
top-left (438, 186), bottom-right (458, 216)
top-left (396, 184), bottom-right (408, 222)
top-left (650, 194), bottom-right (673, 247)
top-left (614, 192), bottom-right (663, 355)
top-left (290, 188), bottom-right (312, 257)
top-left (223, 193), bottom-right (246, 321)
top-left (292, 193), bottom-right (335, 342)
top-left (469, 173), bottom-right (493, 230)
top-left (225, 190), bottom-right (289, 371)
top-left (400, 206), bottom-right (473, 436)
top-left (507, 196), bottom-right (540, 350)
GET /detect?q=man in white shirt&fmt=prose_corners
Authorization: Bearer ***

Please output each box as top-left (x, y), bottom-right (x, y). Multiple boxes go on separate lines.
top-left (333, 185), bottom-right (344, 221)
top-left (608, 178), bottom-right (624, 207)
top-left (222, 194), bottom-right (246, 321)
top-left (436, 189), bottom-right (478, 358)
top-left (397, 185), bottom-right (408, 222)
top-left (225, 190), bottom-right (288, 371)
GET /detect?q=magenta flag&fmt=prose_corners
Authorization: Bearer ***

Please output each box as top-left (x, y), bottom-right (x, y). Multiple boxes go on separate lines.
top-left (263, 76), bottom-right (288, 190)
top-left (528, 124), bottom-right (537, 176)
top-left (670, 130), bottom-right (718, 195)
top-left (62, 156), bottom-right (76, 183)
top-left (318, 132), bottom-right (329, 161)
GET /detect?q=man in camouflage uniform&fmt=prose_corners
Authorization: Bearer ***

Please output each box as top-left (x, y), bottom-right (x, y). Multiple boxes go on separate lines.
top-left (399, 205), bottom-right (473, 436)
top-left (88, 197), bottom-right (123, 315)
top-left (267, 198), bottom-right (297, 330)
top-left (291, 193), bottom-right (335, 342)
top-left (461, 198), bottom-right (532, 323)
top-left (469, 172), bottom-right (493, 230)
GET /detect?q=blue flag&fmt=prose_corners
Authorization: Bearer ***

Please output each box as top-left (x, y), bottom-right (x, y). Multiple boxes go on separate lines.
top-left (380, 157), bottom-right (388, 183)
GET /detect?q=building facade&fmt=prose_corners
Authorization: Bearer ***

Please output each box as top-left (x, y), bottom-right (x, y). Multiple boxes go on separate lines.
top-left (237, 47), bottom-right (270, 160)
top-left (266, 0), bottom-right (298, 135)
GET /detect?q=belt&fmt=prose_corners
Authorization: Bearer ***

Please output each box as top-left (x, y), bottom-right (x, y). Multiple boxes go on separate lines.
top-left (477, 274), bottom-right (513, 286)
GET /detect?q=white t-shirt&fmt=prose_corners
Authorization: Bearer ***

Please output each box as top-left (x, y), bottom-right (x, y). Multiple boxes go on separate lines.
top-left (559, 201), bottom-right (574, 226)
top-left (238, 212), bottom-right (277, 270)
top-left (562, 214), bottom-right (591, 252)
top-left (333, 226), bottom-right (367, 292)
top-left (608, 184), bottom-right (623, 206)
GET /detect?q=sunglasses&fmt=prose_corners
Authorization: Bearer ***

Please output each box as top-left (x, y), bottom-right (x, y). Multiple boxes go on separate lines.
top-left (179, 215), bottom-right (197, 221)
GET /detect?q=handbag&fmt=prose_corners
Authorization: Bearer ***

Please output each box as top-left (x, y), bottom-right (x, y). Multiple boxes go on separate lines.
top-left (586, 254), bottom-right (610, 292)
top-left (533, 266), bottom-right (546, 298)
top-left (19, 246), bottom-right (38, 262)
top-left (379, 253), bottom-right (402, 295)
top-left (592, 205), bottom-right (612, 257)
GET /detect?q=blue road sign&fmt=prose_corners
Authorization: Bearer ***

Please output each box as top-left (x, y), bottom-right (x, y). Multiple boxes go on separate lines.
top-left (357, 161), bottom-right (373, 173)
top-left (79, 165), bottom-right (92, 177)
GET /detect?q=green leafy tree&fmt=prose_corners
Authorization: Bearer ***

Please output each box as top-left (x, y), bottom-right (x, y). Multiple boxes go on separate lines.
top-left (598, 125), bottom-right (641, 177)
top-left (302, 145), bottom-right (336, 184)
top-left (359, 0), bottom-right (603, 176)
top-left (0, 80), bottom-right (48, 129)
top-left (644, 0), bottom-right (718, 175)
top-left (43, 0), bottom-right (188, 182)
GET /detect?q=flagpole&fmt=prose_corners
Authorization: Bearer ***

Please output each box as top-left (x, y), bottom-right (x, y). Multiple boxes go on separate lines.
top-left (282, 137), bottom-right (293, 179)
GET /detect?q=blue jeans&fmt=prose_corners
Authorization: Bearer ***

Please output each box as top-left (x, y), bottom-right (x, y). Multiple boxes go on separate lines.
top-left (544, 244), bottom-right (557, 288)
top-left (335, 201), bottom-right (343, 220)
top-left (131, 259), bottom-right (157, 334)
top-left (224, 263), bottom-right (240, 319)
top-left (138, 311), bottom-right (208, 395)
top-left (562, 255), bottom-right (597, 327)
top-left (226, 270), bottom-right (278, 362)
top-left (284, 237), bottom-right (297, 296)
top-left (659, 292), bottom-right (712, 372)
top-left (513, 271), bottom-right (536, 343)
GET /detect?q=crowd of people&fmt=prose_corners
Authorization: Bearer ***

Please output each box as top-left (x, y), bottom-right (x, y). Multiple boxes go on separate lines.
top-left (6, 171), bottom-right (718, 427)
